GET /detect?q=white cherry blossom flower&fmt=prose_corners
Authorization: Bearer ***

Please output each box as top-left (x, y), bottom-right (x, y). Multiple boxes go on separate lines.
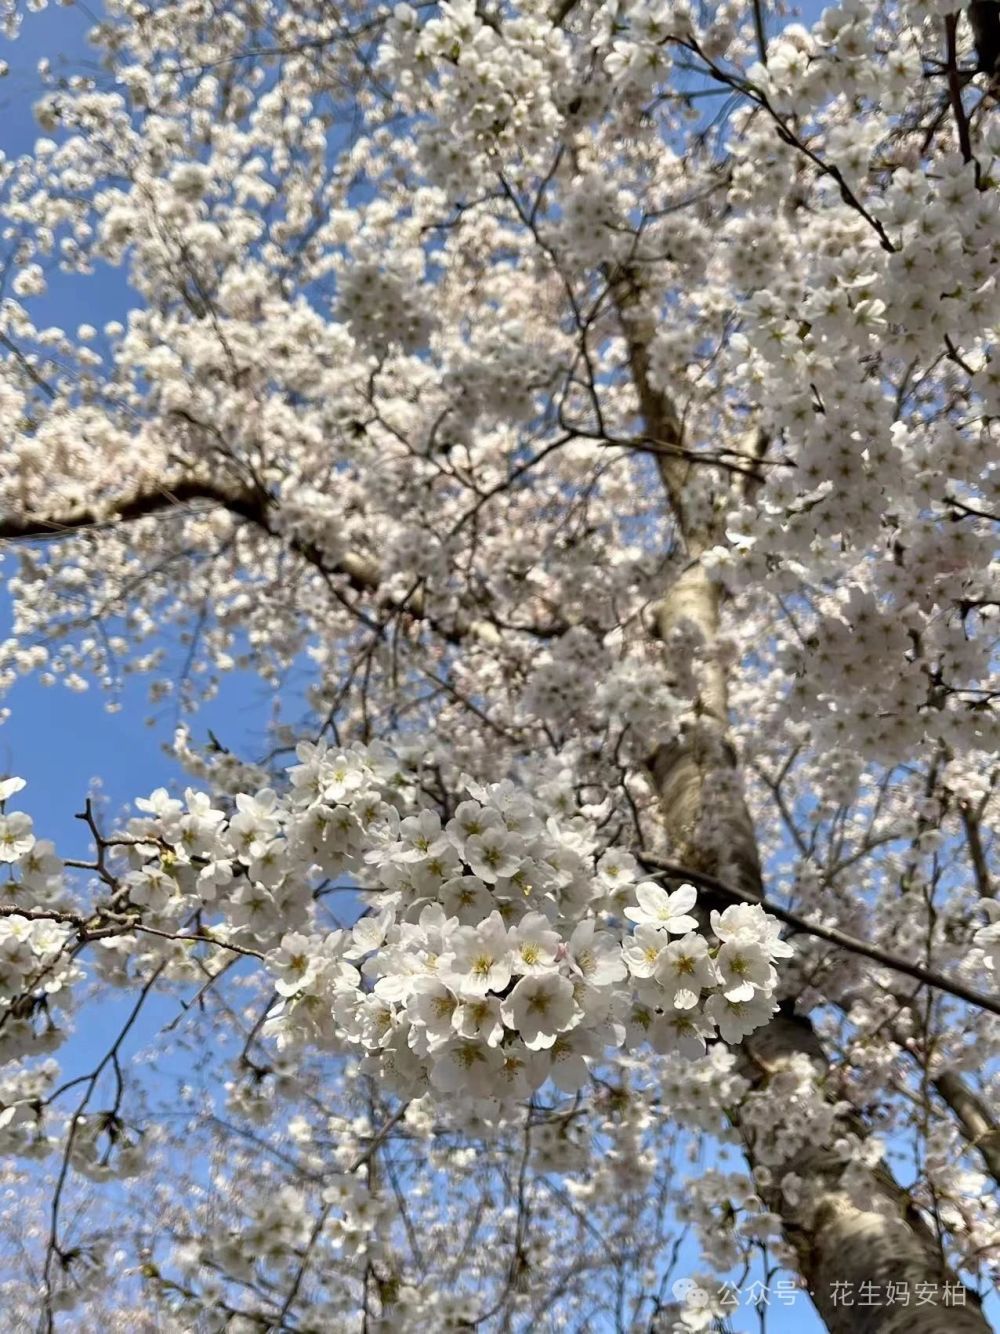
top-left (502, 973), bottom-right (578, 1050)
top-left (408, 976), bottom-right (460, 1047)
top-left (508, 911), bottom-right (560, 975)
top-left (0, 814), bottom-right (34, 863)
top-left (0, 777), bottom-right (27, 803)
top-left (268, 932), bottom-right (320, 996)
top-left (396, 811), bottom-right (450, 863)
top-left (452, 995), bottom-right (504, 1046)
top-left (464, 828), bottom-right (522, 884)
top-left (650, 1008), bottom-right (716, 1059)
top-left (548, 1028), bottom-right (604, 1093)
top-left (710, 903), bottom-right (794, 959)
top-left (445, 800), bottom-right (503, 852)
top-left (429, 1040), bottom-right (504, 1097)
top-left (623, 924), bottom-right (668, 978)
top-left (566, 920), bottom-right (627, 985)
top-left (655, 934), bottom-right (718, 1008)
top-left (714, 939), bottom-right (775, 1002)
top-left (625, 882), bottom-right (699, 934)
top-left (440, 874), bottom-right (493, 923)
top-left (704, 991), bottom-right (779, 1044)
top-left (595, 849), bottom-right (638, 888)
top-left (441, 911), bottom-right (513, 996)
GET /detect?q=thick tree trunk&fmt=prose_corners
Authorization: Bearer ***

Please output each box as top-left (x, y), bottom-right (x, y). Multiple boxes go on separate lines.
top-left (934, 1070), bottom-right (1000, 1187)
top-left (649, 561), bottom-right (992, 1334)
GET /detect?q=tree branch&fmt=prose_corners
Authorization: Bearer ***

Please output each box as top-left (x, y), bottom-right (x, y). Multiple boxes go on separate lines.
top-left (640, 855), bottom-right (1000, 1018)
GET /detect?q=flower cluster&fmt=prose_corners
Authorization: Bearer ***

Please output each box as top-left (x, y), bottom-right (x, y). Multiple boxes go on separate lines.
top-left (0, 780), bottom-right (77, 1065)
top-left (336, 258), bottom-right (435, 355)
top-left (100, 743), bottom-right (791, 1107)
top-left (379, 0), bottom-right (575, 186)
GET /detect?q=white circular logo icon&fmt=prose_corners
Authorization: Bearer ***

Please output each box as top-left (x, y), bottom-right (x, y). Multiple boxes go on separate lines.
top-left (671, 1278), bottom-right (710, 1307)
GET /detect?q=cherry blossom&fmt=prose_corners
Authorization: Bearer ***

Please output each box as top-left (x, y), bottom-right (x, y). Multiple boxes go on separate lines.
top-left (0, 0), bottom-right (996, 1326)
